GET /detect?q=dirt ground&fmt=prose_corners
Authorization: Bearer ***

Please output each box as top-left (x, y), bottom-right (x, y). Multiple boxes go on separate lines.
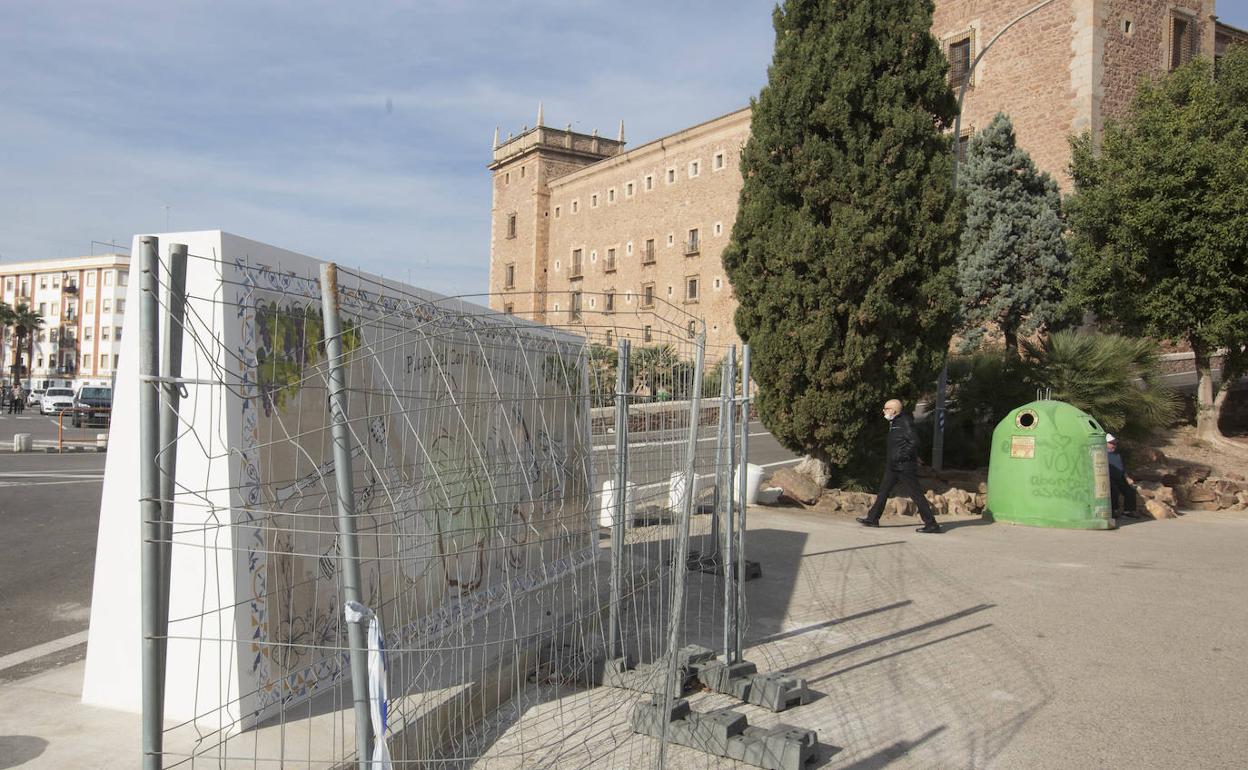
top-left (1150, 425), bottom-right (1248, 479)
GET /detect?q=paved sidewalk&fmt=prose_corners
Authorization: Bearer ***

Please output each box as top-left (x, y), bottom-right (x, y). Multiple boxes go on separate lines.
top-left (2, 508), bottom-right (1246, 768)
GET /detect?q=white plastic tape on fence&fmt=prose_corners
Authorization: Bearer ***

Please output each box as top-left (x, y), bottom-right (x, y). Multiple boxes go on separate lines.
top-left (344, 601), bottom-right (392, 769)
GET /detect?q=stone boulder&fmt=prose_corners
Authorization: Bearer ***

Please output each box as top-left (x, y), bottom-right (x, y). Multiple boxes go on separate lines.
top-left (1132, 447), bottom-right (1168, 465)
top-left (770, 468), bottom-right (824, 505)
top-left (1143, 499), bottom-right (1179, 520)
top-left (820, 489), bottom-right (875, 513)
top-left (793, 456), bottom-right (830, 489)
top-left (1177, 484), bottom-right (1216, 504)
top-left (1135, 480), bottom-right (1177, 507)
top-left (1163, 464), bottom-right (1213, 488)
top-left (885, 497), bottom-right (917, 517)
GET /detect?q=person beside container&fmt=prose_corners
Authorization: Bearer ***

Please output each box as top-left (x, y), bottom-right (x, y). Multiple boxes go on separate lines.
top-left (1105, 433), bottom-right (1140, 520)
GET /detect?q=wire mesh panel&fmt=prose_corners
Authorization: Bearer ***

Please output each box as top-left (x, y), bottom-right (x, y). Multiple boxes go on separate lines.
top-left (87, 233), bottom-right (760, 768)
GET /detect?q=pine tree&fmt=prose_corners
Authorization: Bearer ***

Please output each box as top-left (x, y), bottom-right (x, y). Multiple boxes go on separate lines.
top-left (722, 0), bottom-right (961, 485)
top-left (957, 113), bottom-right (1069, 355)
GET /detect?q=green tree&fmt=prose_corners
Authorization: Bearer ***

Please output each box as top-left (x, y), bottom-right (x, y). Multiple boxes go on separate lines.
top-left (5, 303), bottom-right (43, 387)
top-left (722, 0), bottom-right (961, 484)
top-left (958, 113), bottom-right (1070, 355)
top-left (1067, 49), bottom-right (1248, 450)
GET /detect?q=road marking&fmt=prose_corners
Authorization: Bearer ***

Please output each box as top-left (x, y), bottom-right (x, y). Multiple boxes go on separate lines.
top-left (0, 471), bottom-right (104, 478)
top-left (0, 630), bottom-right (89, 673)
top-left (0, 479), bottom-right (104, 487)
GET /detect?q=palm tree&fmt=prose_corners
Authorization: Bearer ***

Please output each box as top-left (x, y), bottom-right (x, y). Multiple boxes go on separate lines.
top-left (8, 303), bottom-right (44, 388)
top-left (630, 344), bottom-right (680, 399)
top-left (0, 301), bottom-right (15, 385)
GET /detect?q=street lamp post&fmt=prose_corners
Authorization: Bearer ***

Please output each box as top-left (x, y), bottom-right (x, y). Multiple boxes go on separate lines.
top-left (931, 0), bottom-right (1059, 471)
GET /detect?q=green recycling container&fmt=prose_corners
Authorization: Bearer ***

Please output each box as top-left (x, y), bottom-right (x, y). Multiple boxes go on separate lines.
top-left (985, 400), bottom-right (1113, 529)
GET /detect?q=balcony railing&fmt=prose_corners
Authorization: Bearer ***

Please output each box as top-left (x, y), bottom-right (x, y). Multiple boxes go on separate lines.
top-left (684, 240), bottom-right (700, 256)
top-left (569, 264), bottom-right (583, 280)
top-left (642, 247), bottom-right (656, 265)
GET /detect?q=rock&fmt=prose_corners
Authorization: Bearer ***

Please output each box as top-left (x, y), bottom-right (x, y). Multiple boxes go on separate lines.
top-left (925, 491), bottom-right (948, 517)
top-left (1136, 481), bottom-right (1177, 507)
top-left (1175, 464), bottom-right (1213, 485)
top-left (1215, 491), bottom-right (1239, 510)
top-left (972, 493), bottom-right (987, 512)
top-left (1237, 491), bottom-right (1248, 508)
top-left (770, 468), bottom-right (823, 506)
top-left (1143, 499), bottom-right (1179, 519)
top-left (1133, 447), bottom-right (1167, 465)
top-left (1178, 484), bottom-right (1216, 504)
top-left (976, 481), bottom-right (988, 494)
top-left (1192, 501), bottom-right (1222, 511)
top-left (885, 497), bottom-right (917, 517)
top-left (1135, 465), bottom-right (1173, 483)
top-left (793, 456), bottom-right (830, 489)
top-left (1210, 479), bottom-right (1245, 496)
top-left (1227, 472), bottom-right (1246, 482)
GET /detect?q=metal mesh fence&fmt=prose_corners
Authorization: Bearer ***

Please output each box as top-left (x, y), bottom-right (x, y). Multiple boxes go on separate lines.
top-left (129, 238), bottom-right (774, 768)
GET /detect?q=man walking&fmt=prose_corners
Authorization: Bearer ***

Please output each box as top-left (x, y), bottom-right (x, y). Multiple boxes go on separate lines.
top-left (857, 398), bottom-right (942, 533)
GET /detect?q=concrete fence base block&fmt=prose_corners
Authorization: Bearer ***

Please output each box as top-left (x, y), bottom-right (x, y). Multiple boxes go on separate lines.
top-left (694, 659), bottom-right (812, 712)
top-left (631, 698), bottom-right (819, 770)
top-left (12, 433), bottom-right (32, 452)
top-left (604, 645), bottom-right (716, 697)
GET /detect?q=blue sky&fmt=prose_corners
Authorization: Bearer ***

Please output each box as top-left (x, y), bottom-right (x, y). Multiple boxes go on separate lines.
top-left (3, 1), bottom-right (1247, 295)
top-left (0, 1), bottom-right (774, 294)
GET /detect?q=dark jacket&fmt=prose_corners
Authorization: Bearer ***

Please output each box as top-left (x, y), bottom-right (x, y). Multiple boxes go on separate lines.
top-left (1107, 449), bottom-right (1127, 483)
top-left (886, 412), bottom-right (920, 470)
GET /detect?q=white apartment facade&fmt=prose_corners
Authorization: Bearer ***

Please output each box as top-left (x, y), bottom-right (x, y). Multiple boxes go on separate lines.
top-left (0, 253), bottom-right (130, 390)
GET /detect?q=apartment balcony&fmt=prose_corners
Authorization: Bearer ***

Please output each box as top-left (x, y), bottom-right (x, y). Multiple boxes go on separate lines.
top-left (642, 248), bottom-right (656, 266)
top-left (63, 284), bottom-right (78, 294)
top-left (569, 266), bottom-right (584, 281)
top-left (684, 240), bottom-right (700, 256)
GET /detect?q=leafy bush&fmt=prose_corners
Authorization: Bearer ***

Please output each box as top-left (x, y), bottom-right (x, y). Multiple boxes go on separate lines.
top-left (1022, 331), bottom-right (1179, 439)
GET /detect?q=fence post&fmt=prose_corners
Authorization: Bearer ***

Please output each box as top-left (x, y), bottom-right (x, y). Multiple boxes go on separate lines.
top-left (656, 331), bottom-right (705, 770)
top-left (734, 344), bottom-right (752, 661)
top-left (319, 263), bottom-right (374, 769)
top-left (139, 236), bottom-right (163, 770)
top-left (607, 338), bottom-right (630, 660)
top-left (157, 243), bottom-right (188, 707)
top-left (721, 346), bottom-right (737, 665)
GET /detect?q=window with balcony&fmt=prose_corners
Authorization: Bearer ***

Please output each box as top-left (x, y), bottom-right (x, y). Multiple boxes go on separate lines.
top-left (949, 34), bottom-right (974, 88)
top-left (685, 228), bottom-right (700, 256)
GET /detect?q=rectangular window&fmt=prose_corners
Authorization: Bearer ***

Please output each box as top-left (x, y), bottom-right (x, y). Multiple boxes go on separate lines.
top-left (104, 271), bottom-right (113, 286)
top-left (83, 353), bottom-right (90, 369)
top-left (689, 160), bottom-right (700, 178)
top-left (642, 283), bottom-right (655, 308)
top-left (5, 278), bottom-right (12, 291)
top-left (686, 228), bottom-right (700, 255)
top-left (20, 279), bottom-right (29, 295)
top-left (114, 327), bottom-right (122, 341)
top-left (520, 165), bottom-right (526, 178)
top-left (504, 304), bottom-right (514, 315)
top-left (100, 354), bottom-right (109, 369)
top-left (85, 300), bottom-right (95, 314)
top-left (555, 206), bottom-right (561, 218)
top-left (607, 188), bottom-right (615, 203)
top-left (505, 263), bottom-right (516, 289)
top-left (571, 249), bottom-right (584, 278)
top-left (667, 168), bottom-right (676, 184)
top-left (645, 174), bottom-right (654, 191)
top-left (117, 299), bottom-right (125, 313)
top-left (119, 271), bottom-right (128, 286)
top-left (49, 329), bottom-right (58, 343)
top-left (591, 193), bottom-right (599, 208)
top-left (570, 291), bottom-right (582, 322)
top-left (52, 275), bottom-right (60, 288)
top-left (51, 302), bottom-right (58, 316)
top-left (644, 325), bottom-right (653, 342)
top-left (686, 276), bottom-right (699, 302)
top-left (643, 239), bottom-right (656, 264)
top-left (66, 302), bottom-right (76, 320)
top-left (87, 273), bottom-right (96, 287)
top-left (40, 276), bottom-right (48, 289)
top-left (39, 302), bottom-right (47, 315)
top-left (1170, 15), bottom-right (1197, 70)
top-left (949, 35), bottom-right (973, 87)
top-left (605, 248), bottom-right (617, 272)
top-left (626, 182), bottom-right (634, 197)
top-left (102, 299), bottom-right (112, 313)
top-left (101, 327), bottom-right (111, 341)
top-left (572, 200), bottom-right (579, 213)
top-left (507, 213), bottom-right (517, 238)
top-left (957, 132), bottom-right (971, 163)
top-left (714, 152), bottom-right (725, 170)
top-left (84, 327), bottom-right (94, 341)
top-left (605, 292), bottom-right (615, 312)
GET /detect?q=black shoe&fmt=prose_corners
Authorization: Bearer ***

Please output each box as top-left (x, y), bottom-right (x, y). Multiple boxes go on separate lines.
top-left (915, 524), bottom-right (943, 534)
top-left (855, 517), bottom-right (879, 528)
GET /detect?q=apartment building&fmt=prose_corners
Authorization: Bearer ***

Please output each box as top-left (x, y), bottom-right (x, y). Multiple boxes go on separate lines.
top-left (488, 1), bottom-right (1245, 353)
top-left (0, 253), bottom-right (130, 390)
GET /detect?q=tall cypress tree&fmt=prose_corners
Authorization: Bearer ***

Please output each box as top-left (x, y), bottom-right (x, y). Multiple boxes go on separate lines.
top-left (722, 0), bottom-right (960, 484)
top-left (958, 113), bottom-right (1069, 355)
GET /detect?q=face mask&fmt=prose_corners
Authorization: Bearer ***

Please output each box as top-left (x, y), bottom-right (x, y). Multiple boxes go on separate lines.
top-left (885, 413), bottom-right (896, 421)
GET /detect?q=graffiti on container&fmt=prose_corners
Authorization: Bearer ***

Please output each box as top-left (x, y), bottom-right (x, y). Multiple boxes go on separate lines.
top-left (998, 432), bottom-right (1095, 503)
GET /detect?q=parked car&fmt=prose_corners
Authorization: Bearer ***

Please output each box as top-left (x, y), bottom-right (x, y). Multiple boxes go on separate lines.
top-left (41, 387), bottom-right (76, 415)
top-left (72, 386), bottom-right (113, 427)
top-left (27, 388), bottom-right (46, 409)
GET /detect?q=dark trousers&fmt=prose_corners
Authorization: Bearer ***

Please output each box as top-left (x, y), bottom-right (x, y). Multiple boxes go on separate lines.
top-left (1110, 475), bottom-right (1137, 515)
top-left (865, 465), bottom-right (937, 526)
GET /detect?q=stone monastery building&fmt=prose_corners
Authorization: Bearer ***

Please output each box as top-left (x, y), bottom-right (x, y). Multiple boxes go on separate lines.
top-left (488, 0), bottom-right (1247, 353)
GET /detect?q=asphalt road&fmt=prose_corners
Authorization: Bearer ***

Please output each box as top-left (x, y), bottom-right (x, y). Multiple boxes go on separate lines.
top-left (0, 451), bottom-right (105, 664)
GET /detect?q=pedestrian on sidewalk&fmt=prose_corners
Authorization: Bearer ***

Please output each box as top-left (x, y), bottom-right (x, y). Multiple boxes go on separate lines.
top-left (1105, 434), bottom-right (1140, 519)
top-left (8, 384), bottom-right (24, 414)
top-left (857, 398), bottom-right (942, 533)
